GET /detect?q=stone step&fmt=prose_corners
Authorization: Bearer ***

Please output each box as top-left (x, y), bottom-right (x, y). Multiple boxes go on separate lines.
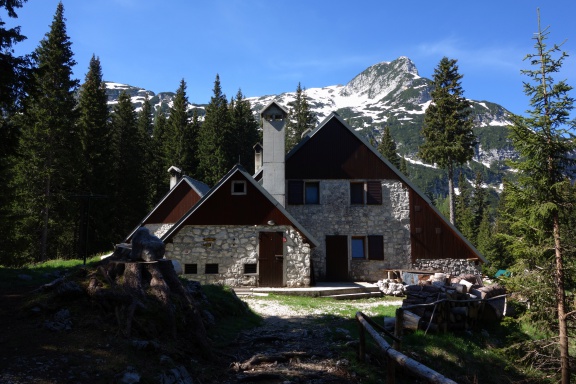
top-left (322, 291), bottom-right (383, 300)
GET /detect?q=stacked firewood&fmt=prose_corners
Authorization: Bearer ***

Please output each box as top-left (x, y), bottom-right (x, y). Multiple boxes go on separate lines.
top-left (397, 274), bottom-right (507, 332)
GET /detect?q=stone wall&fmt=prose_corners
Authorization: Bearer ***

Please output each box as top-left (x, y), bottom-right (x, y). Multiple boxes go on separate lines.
top-left (164, 225), bottom-right (311, 287)
top-left (287, 179), bottom-right (411, 281)
top-left (412, 258), bottom-right (482, 277)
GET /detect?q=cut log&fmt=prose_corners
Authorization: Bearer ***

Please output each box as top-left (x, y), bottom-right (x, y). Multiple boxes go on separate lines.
top-left (403, 310), bottom-right (421, 331)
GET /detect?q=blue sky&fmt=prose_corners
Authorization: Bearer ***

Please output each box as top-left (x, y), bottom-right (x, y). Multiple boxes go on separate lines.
top-left (7, 0), bottom-right (576, 116)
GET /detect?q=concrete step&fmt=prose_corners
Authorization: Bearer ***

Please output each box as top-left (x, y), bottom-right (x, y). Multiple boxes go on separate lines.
top-left (323, 291), bottom-right (383, 300)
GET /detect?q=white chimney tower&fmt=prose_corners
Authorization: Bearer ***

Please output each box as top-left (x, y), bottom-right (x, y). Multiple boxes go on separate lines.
top-left (260, 102), bottom-right (288, 206)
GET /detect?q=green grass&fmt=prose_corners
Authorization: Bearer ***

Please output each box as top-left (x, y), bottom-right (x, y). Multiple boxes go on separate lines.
top-left (0, 255), bottom-right (103, 291)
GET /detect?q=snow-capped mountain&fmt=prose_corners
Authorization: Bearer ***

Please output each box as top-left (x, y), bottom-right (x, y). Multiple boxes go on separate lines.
top-left (104, 56), bottom-right (515, 194)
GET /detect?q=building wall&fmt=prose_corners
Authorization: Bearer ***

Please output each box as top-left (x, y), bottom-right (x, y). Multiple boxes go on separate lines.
top-left (164, 225), bottom-right (311, 287)
top-left (286, 179), bottom-right (411, 282)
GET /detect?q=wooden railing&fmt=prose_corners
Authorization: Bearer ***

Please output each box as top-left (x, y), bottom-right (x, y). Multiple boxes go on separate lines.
top-left (356, 311), bottom-right (458, 384)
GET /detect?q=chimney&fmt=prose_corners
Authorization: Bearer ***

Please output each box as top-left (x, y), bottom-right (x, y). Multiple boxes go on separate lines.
top-left (260, 102), bottom-right (288, 206)
top-left (253, 142), bottom-right (263, 174)
top-left (167, 165), bottom-right (182, 189)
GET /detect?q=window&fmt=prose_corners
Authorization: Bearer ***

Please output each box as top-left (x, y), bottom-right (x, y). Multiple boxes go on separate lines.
top-left (205, 263), bottom-right (219, 274)
top-left (231, 180), bottom-right (246, 195)
top-left (305, 182), bottom-right (319, 204)
top-left (244, 263), bottom-right (257, 274)
top-left (288, 180), bottom-right (320, 205)
top-left (351, 235), bottom-right (384, 260)
top-left (350, 183), bottom-right (364, 204)
top-left (350, 181), bottom-right (382, 205)
top-left (351, 237), bottom-right (365, 258)
top-left (184, 263), bottom-right (197, 274)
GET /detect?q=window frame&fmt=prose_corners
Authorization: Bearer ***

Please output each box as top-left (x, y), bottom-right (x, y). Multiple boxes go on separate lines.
top-left (287, 180), bottom-right (320, 205)
top-left (231, 180), bottom-right (247, 195)
top-left (205, 263), bottom-right (219, 274)
top-left (350, 235), bottom-right (384, 261)
top-left (349, 181), bottom-right (382, 205)
top-left (351, 237), bottom-right (366, 259)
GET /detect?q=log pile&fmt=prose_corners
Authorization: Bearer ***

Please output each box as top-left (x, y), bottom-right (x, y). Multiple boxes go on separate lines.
top-left (396, 274), bottom-right (507, 333)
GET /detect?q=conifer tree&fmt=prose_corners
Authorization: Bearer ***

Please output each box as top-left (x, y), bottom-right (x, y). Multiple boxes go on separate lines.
top-left (77, 55), bottom-right (112, 254)
top-left (12, 2), bottom-right (80, 262)
top-left (231, 89), bottom-right (260, 173)
top-left (399, 157), bottom-right (409, 176)
top-left (285, 83), bottom-right (317, 152)
top-left (165, 79), bottom-right (196, 174)
top-left (418, 57), bottom-right (475, 225)
top-left (149, 109), bottom-right (169, 204)
top-left (109, 91), bottom-right (148, 239)
top-left (377, 125), bottom-right (401, 169)
top-left (503, 13), bottom-right (575, 382)
top-left (470, 172), bottom-right (487, 237)
top-left (0, 0), bottom-right (28, 265)
top-left (136, 94), bottom-right (155, 209)
top-left (197, 74), bottom-right (232, 186)
top-left (455, 171), bottom-right (474, 241)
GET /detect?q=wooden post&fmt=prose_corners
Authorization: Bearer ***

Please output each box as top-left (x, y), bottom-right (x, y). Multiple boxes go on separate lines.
top-left (387, 357), bottom-right (396, 384)
top-left (394, 307), bottom-right (403, 350)
top-left (358, 317), bottom-right (365, 362)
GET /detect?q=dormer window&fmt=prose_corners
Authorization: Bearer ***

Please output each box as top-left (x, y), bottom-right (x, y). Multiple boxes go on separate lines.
top-left (232, 180), bottom-right (247, 195)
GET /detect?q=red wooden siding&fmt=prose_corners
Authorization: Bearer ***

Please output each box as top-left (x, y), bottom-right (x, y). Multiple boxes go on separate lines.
top-left (180, 172), bottom-right (292, 227)
top-left (409, 190), bottom-right (479, 262)
top-left (286, 118), bottom-right (400, 180)
top-left (146, 182), bottom-right (202, 224)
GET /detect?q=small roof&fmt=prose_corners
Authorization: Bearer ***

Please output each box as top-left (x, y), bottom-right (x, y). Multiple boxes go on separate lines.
top-left (123, 176), bottom-right (210, 242)
top-left (162, 164), bottom-right (319, 247)
top-left (260, 100), bottom-right (289, 116)
top-left (286, 112), bottom-right (487, 264)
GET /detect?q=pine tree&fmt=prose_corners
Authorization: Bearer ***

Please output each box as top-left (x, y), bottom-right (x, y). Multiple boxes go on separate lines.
top-left (503, 12), bottom-right (575, 382)
top-left (377, 125), bottom-right (401, 169)
top-left (149, 109), bottom-right (169, 204)
top-left (231, 89), bottom-right (260, 173)
top-left (455, 171), bottom-right (474, 241)
top-left (12, 2), bottom-right (80, 262)
top-left (165, 79), bottom-right (195, 174)
top-left (285, 83), bottom-right (317, 152)
top-left (109, 91), bottom-right (148, 240)
top-left (77, 55), bottom-right (112, 254)
top-left (0, 0), bottom-right (28, 265)
top-left (418, 57), bottom-right (475, 225)
top-left (136, 94), bottom-right (155, 209)
top-left (197, 74), bottom-right (232, 186)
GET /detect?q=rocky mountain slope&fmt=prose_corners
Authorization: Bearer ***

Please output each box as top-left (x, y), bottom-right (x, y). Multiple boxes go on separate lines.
top-left (103, 56), bottom-right (515, 196)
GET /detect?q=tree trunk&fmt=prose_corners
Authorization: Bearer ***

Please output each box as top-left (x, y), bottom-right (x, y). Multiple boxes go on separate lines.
top-left (448, 162), bottom-right (455, 225)
top-left (554, 214), bottom-right (570, 384)
top-left (88, 257), bottom-right (213, 359)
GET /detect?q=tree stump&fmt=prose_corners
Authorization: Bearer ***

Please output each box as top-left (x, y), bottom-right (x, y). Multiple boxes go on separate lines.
top-left (87, 256), bottom-right (212, 358)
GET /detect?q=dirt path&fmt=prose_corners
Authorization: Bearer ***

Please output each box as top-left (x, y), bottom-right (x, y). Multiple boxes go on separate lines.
top-left (223, 296), bottom-right (401, 383)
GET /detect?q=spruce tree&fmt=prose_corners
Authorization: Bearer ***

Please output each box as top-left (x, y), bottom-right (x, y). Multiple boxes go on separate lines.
top-left (399, 157), bottom-right (409, 176)
top-left (149, 109), bottom-right (169, 204)
top-left (77, 55), bottom-right (112, 254)
top-left (197, 74), bottom-right (232, 186)
top-left (470, 172), bottom-right (487, 237)
top-left (109, 91), bottom-right (148, 240)
top-left (0, 0), bottom-right (28, 265)
top-left (136, 94), bottom-right (155, 209)
top-left (455, 171), bottom-right (474, 241)
top-left (503, 13), bottom-right (575, 382)
top-left (377, 125), bottom-right (401, 169)
top-left (165, 79), bottom-right (196, 174)
top-left (231, 89), bottom-right (260, 173)
top-left (12, 2), bottom-right (80, 262)
top-left (285, 83), bottom-right (317, 152)
top-left (418, 57), bottom-right (475, 225)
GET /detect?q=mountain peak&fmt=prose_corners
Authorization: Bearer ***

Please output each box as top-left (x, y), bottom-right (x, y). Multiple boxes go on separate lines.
top-left (340, 56), bottom-right (420, 100)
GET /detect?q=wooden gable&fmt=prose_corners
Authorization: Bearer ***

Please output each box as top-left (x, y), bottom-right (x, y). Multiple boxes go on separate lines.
top-left (286, 116), bottom-right (399, 180)
top-left (146, 180), bottom-right (203, 224)
top-left (177, 171), bottom-right (292, 227)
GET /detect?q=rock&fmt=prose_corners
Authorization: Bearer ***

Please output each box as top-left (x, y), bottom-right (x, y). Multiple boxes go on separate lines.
top-left (43, 308), bottom-right (73, 332)
top-left (130, 227), bottom-right (165, 262)
top-left (157, 365), bottom-right (193, 384)
top-left (18, 274), bottom-right (32, 281)
top-left (115, 366), bottom-right (141, 384)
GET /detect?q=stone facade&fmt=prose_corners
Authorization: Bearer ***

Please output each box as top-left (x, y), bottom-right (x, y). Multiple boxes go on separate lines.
top-left (287, 179), bottom-right (411, 281)
top-left (164, 225), bottom-right (311, 287)
top-left (412, 258), bottom-right (482, 277)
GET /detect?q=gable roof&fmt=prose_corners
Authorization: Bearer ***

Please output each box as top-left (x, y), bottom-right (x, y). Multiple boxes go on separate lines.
top-left (124, 176), bottom-right (210, 242)
top-left (286, 112), bottom-right (487, 263)
top-left (162, 164), bottom-right (319, 247)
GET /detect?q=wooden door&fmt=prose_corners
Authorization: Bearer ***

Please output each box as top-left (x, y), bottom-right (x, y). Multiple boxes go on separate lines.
top-left (258, 232), bottom-right (284, 287)
top-left (325, 235), bottom-right (349, 281)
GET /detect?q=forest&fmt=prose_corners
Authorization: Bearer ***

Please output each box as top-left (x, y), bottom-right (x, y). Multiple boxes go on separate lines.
top-left (1, 2), bottom-right (575, 381)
